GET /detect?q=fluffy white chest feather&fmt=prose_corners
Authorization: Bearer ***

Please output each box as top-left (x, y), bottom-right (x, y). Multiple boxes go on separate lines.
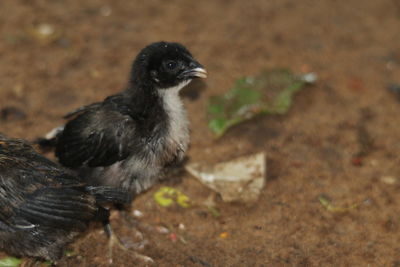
top-left (161, 81), bottom-right (190, 146)
top-left (157, 80), bottom-right (190, 159)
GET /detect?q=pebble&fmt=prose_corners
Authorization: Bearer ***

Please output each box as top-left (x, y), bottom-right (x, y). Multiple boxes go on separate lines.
top-left (132, 209), bottom-right (143, 218)
top-left (380, 176), bottom-right (397, 185)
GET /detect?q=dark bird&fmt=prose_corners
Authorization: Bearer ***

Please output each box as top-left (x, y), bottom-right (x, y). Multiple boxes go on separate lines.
top-left (39, 41), bottom-right (207, 195)
top-left (0, 134), bottom-right (131, 261)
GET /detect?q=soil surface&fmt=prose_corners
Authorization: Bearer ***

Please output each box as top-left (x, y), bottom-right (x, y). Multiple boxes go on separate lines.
top-left (1, 0), bottom-right (400, 266)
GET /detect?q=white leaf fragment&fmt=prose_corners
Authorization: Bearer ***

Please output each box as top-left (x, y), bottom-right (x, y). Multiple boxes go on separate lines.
top-left (185, 152), bottom-right (266, 202)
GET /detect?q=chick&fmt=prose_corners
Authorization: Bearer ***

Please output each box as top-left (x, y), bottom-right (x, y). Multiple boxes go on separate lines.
top-left (0, 134), bottom-right (131, 261)
top-left (39, 42), bottom-right (207, 195)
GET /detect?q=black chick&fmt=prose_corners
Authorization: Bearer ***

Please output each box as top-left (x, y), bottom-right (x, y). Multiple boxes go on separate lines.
top-left (39, 41), bottom-right (207, 195)
top-left (0, 134), bottom-right (131, 261)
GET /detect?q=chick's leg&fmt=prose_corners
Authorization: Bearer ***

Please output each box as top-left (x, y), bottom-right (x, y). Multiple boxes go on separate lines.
top-left (103, 219), bottom-right (154, 265)
top-left (103, 222), bottom-right (127, 264)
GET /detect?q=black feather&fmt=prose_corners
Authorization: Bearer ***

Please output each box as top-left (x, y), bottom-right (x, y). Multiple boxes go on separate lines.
top-left (0, 134), bottom-right (130, 260)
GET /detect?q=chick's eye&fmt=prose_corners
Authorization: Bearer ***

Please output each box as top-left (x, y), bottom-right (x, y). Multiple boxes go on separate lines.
top-left (165, 61), bottom-right (177, 70)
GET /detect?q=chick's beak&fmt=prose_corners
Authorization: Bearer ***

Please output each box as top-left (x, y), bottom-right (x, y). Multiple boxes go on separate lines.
top-left (189, 67), bottom-right (207, 79)
top-left (180, 61), bottom-right (207, 79)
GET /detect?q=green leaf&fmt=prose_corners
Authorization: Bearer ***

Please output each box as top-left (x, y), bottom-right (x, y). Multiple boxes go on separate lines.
top-left (0, 257), bottom-right (22, 267)
top-left (208, 118), bottom-right (227, 136)
top-left (64, 249), bottom-right (78, 257)
top-left (207, 69), bottom-right (314, 137)
top-left (154, 187), bottom-right (191, 208)
top-left (207, 206), bottom-right (221, 218)
top-left (318, 196), bottom-right (359, 213)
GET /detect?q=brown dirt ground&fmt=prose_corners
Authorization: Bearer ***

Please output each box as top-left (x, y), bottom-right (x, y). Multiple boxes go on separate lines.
top-left (1, 0), bottom-right (400, 266)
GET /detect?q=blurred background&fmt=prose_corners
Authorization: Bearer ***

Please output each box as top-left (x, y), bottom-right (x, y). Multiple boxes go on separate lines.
top-left (1, 0), bottom-right (400, 266)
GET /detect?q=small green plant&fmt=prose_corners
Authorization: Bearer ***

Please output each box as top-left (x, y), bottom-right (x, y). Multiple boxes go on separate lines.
top-left (0, 256), bottom-right (22, 267)
top-left (208, 69), bottom-right (315, 137)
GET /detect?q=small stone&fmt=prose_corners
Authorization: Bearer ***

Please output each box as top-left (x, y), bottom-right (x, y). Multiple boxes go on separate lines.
top-left (132, 209), bottom-right (143, 218)
top-left (369, 159), bottom-right (378, 167)
top-left (36, 24), bottom-right (55, 36)
top-left (301, 72), bottom-right (318, 83)
top-left (380, 176), bottom-right (397, 185)
top-left (156, 226), bottom-right (170, 234)
top-left (28, 23), bottom-right (62, 44)
top-left (100, 6), bottom-right (112, 16)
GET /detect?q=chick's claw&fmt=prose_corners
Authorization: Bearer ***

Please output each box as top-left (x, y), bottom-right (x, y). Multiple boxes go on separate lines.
top-left (104, 222), bottom-right (154, 265)
top-left (104, 223), bottom-right (126, 264)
